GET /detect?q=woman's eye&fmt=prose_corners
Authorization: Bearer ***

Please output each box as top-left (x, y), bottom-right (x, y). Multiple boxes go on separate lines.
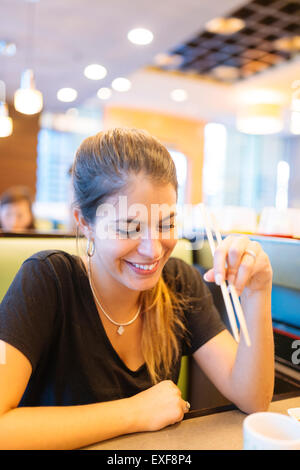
top-left (117, 223), bottom-right (141, 237)
top-left (118, 229), bottom-right (136, 235)
top-left (159, 223), bottom-right (175, 232)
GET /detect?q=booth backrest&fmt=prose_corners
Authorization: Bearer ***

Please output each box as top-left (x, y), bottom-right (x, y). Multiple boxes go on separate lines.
top-left (0, 236), bottom-right (192, 302)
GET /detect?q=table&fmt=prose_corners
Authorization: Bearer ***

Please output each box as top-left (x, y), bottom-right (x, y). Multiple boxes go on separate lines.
top-left (83, 393), bottom-right (300, 450)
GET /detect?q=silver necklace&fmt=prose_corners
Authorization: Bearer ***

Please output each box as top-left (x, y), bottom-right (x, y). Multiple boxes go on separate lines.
top-left (87, 256), bottom-right (141, 335)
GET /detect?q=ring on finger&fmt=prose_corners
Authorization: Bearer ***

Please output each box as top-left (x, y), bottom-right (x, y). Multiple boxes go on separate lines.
top-left (185, 401), bottom-right (191, 412)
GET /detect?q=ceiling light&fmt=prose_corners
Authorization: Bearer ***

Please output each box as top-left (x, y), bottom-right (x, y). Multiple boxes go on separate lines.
top-left (14, 69), bottom-right (43, 115)
top-left (84, 64), bottom-right (107, 80)
top-left (212, 65), bottom-right (239, 80)
top-left (127, 28), bottom-right (153, 45)
top-left (153, 53), bottom-right (183, 68)
top-left (0, 102), bottom-right (13, 137)
top-left (274, 36), bottom-right (300, 52)
top-left (205, 17), bottom-right (245, 35)
top-left (57, 87), bottom-right (78, 102)
top-left (111, 78), bottom-right (131, 92)
top-left (236, 103), bottom-right (283, 135)
top-left (170, 89), bottom-right (188, 102)
top-left (97, 87), bottom-right (112, 100)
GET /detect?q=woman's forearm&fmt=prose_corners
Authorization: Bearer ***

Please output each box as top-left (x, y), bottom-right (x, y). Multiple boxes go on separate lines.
top-left (230, 285), bottom-right (275, 413)
top-left (0, 398), bottom-right (136, 450)
top-left (0, 379), bottom-right (188, 450)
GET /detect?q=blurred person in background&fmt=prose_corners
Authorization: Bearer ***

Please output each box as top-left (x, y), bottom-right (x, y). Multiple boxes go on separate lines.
top-left (0, 186), bottom-right (35, 232)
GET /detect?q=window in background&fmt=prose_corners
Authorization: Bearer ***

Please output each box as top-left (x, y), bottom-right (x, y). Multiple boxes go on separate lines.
top-left (285, 135), bottom-right (300, 208)
top-left (216, 127), bottom-right (283, 212)
top-left (36, 128), bottom-right (82, 203)
top-left (203, 124), bottom-right (300, 213)
top-left (275, 160), bottom-right (290, 210)
top-left (35, 128), bottom-right (87, 228)
top-left (223, 129), bottom-right (300, 212)
top-left (202, 123), bottom-right (227, 207)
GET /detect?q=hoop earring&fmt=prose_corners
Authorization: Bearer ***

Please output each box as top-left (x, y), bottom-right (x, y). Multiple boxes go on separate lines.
top-left (86, 238), bottom-right (95, 257)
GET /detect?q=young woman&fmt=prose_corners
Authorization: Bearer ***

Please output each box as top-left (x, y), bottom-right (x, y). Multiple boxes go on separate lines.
top-left (0, 186), bottom-right (35, 232)
top-left (0, 128), bottom-right (274, 450)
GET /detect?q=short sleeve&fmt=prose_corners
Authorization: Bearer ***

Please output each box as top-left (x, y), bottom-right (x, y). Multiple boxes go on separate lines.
top-left (163, 258), bottom-right (226, 355)
top-left (0, 256), bottom-right (59, 372)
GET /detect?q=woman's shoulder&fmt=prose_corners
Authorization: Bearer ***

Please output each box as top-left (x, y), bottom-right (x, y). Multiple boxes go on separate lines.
top-left (21, 249), bottom-right (84, 280)
top-left (25, 249), bottom-right (76, 262)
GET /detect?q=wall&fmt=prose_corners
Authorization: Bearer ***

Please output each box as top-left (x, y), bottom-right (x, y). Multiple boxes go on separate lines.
top-left (0, 103), bottom-right (40, 197)
top-left (103, 106), bottom-right (206, 204)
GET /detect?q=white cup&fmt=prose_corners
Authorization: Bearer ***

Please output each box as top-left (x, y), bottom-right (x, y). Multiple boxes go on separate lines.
top-left (243, 412), bottom-right (300, 450)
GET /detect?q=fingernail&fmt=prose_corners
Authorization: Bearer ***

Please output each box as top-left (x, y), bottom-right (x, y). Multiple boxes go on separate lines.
top-left (203, 272), bottom-right (209, 281)
top-left (215, 274), bottom-right (223, 286)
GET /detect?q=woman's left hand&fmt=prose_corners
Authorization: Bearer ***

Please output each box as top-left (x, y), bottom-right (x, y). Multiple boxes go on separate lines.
top-left (204, 235), bottom-right (273, 296)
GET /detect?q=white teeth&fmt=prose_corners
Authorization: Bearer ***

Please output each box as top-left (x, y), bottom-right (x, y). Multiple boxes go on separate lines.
top-left (132, 262), bottom-right (157, 271)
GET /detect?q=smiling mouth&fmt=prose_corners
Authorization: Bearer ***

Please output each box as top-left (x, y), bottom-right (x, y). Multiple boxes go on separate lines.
top-left (125, 259), bottom-right (160, 274)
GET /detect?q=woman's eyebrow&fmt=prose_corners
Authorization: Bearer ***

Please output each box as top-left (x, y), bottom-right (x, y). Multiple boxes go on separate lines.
top-left (159, 211), bottom-right (177, 223)
top-left (116, 216), bottom-right (139, 223)
top-left (116, 211), bottom-right (177, 224)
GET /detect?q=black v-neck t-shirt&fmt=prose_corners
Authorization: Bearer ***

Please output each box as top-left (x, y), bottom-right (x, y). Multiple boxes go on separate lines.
top-left (0, 250), bottom-right (225, 407)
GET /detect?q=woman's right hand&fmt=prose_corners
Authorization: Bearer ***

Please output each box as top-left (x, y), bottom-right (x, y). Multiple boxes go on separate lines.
top-left (129, 380), bottom-right (189, 432)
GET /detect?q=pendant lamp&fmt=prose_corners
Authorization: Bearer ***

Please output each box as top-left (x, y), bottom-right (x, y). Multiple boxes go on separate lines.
top-left (14, 69), bottom-right (43, 115)
top-left (14, 0), bottom-right (43, 115)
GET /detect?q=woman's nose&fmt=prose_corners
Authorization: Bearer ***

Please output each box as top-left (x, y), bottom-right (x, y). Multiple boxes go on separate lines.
top-left (137, 236), bottom-right (163, 260)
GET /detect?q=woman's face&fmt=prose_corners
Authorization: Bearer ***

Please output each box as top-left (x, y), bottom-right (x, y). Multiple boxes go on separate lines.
top-left (0, 200), bottom-right (33, 231)
top-left (91, 173), bottom-right (178, 292)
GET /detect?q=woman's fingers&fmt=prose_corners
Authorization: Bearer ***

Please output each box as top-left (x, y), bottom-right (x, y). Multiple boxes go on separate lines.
top-left (233, 243), bottom-right (260, 294)
top-left (204, 236), bottom-right (261, 293)
top-left (204, 236), bottom-right (272, 295)
top-left (226, 236), bottom-right (250, 285)
top-left (131, 380), bottom-right (189, 431)
top-left (213, 235), bottom-right (248, 285)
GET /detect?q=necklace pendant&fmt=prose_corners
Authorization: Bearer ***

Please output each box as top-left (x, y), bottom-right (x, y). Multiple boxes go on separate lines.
top-left (117, 325), bottom-right (125, 335)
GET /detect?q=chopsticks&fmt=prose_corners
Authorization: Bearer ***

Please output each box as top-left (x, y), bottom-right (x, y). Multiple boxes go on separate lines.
top-left (199, 203), bottom-right (251, 347)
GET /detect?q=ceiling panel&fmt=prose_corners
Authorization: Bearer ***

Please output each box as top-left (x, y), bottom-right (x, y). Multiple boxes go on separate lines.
top-left (153, 0), bottom-right (300, 83)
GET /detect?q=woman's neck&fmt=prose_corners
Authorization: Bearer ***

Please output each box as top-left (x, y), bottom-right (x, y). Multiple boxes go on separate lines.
top-left (81, 256), bottom-right (141, 323)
